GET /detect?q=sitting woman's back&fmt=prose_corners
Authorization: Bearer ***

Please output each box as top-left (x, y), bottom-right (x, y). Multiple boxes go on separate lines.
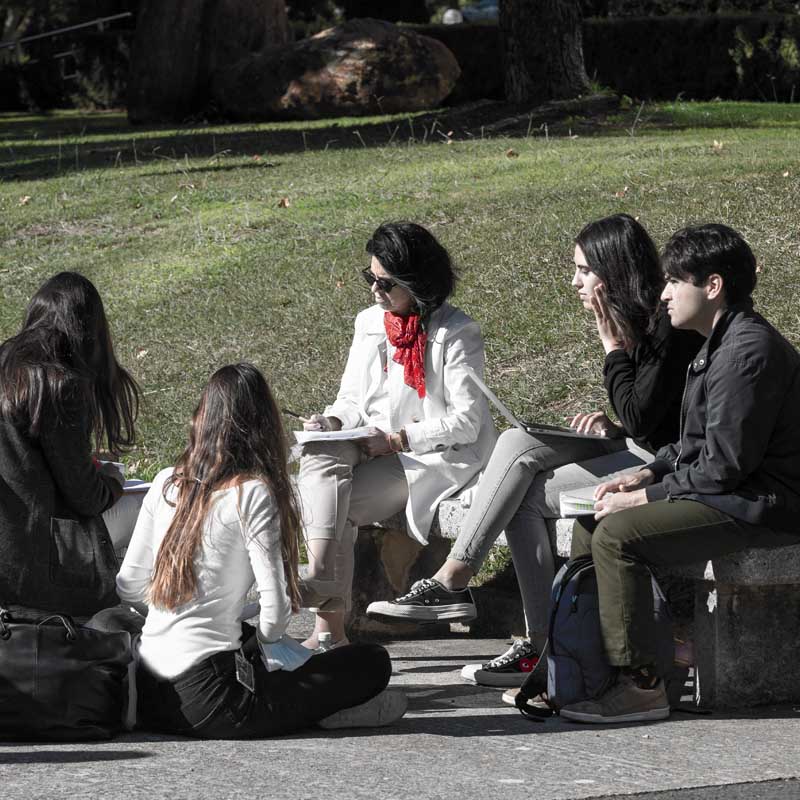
top-left (118, 363), bottom-right (406, 738)
top-left (0, 271), bottom-right (138, 617)
top-left (123, 470), bottom-right (291, 678)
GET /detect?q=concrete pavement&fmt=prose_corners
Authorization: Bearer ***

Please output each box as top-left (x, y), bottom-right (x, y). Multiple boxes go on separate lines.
top-left (2, 615), bottom-right (800, 800)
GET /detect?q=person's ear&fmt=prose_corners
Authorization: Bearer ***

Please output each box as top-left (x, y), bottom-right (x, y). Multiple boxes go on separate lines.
top-left (705, 273), bottom-right (724, 302)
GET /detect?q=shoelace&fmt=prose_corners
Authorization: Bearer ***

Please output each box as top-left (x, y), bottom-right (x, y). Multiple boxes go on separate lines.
top-left (397, 578), bottom-right (439, 602)
top-left (487, 639), bottom-right (534, 668)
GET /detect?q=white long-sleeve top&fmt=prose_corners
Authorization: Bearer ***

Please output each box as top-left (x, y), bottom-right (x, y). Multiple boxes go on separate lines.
top-left (117, 468), bottom-right (300, 679)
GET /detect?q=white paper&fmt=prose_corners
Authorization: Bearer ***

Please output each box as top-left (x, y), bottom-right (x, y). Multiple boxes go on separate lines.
top-left (294, 426), bottom-right (376, 445)
top-left (559, 486), bottom-right (598, 517)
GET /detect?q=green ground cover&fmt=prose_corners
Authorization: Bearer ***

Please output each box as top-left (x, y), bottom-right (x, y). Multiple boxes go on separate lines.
top-left (1, 101), bottom-right (799, 479)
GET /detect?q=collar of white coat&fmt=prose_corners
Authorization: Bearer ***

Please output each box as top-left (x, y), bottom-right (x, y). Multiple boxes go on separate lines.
top-left (360, 302), bottom-right (454, 344)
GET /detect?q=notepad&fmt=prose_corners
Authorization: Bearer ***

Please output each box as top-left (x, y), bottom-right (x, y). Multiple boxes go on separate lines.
top-left (559, 486), bottom-right (598, 517)
top-left (294, 426), bottom-right (376, 445)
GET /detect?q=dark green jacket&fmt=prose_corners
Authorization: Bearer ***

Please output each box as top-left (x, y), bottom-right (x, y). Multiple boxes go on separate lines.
top-left (0, 392), bottom-right (121, 617)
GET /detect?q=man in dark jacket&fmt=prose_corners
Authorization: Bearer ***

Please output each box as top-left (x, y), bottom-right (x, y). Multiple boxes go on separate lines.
top-left (561, 223), bottom-right (800, 724)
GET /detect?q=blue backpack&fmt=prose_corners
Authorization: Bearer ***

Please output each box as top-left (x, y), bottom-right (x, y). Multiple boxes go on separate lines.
top-left (516, 555), bottom-right (675, 719)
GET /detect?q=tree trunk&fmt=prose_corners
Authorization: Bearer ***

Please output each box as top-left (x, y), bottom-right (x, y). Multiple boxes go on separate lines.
top-left (499, 0), bottom-right (591, 104)
top-left (128, 0), bottom-right (289, 123)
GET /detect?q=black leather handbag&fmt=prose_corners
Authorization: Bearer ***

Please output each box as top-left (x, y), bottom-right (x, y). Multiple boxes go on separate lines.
top-left (0, 608), bottom-right (133, 741)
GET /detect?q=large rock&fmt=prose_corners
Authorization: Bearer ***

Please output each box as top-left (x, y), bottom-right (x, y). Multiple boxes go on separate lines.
top-left (128, 0), bottom-right (290, 123)
top-left (212, 18), bottom-right (461, 120)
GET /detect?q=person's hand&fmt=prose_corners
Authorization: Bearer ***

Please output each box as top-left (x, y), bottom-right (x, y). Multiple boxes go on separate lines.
top-left (97, 460), bottom-right (125, 487)
top-left (302, 414), bottom-right (341, 432)
top-left (594, 468), bottom-right (655, 501)
top-left (590, 285), bottom-right (625, 354)
top-left (355, 427), bottom-right (394, 458)
top-left (568, 410), bottom-right (624, 438)
top-left (594, 487), bottom-right (648, 519)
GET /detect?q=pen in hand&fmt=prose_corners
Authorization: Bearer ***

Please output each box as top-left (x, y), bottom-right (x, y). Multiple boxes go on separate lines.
top-left (282, 408), bottom-right (310, 423)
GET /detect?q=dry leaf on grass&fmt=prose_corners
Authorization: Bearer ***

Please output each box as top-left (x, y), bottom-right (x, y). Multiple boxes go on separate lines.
top-left (278, 197), bottom-right (291, 208)
top-left (614, 186), bottom-right (629, 198)
top-left (18, 195), bottom-right (31, 206)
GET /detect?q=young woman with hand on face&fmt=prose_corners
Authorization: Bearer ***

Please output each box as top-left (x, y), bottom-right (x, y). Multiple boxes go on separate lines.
top-left (368, 214), bottom-right (703, 689)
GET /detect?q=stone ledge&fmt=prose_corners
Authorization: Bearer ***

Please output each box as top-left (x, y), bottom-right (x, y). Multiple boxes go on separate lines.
top-left (377, 496), bottom-right (800, 587)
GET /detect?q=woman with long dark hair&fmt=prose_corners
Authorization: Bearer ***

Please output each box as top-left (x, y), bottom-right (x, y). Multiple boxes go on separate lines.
top-left (117, 364), bottom-right (405, 737)
top-left (369, 214), bottom-right (703, 687)
top-left (0, 271), bottom-right (139, 617)
top-left (296, 221), bottom-right (496, 650)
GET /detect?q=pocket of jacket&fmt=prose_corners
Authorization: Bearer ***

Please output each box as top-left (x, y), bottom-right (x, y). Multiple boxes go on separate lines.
top-left (49, 517), bottom-right (96, 588)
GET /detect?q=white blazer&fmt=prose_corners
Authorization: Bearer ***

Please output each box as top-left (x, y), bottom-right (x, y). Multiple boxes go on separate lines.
top-left (325, 302), bottom-right (497, 544)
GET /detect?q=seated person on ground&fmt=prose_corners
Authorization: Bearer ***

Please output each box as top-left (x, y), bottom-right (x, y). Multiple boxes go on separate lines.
top-left (296, 221), bottom-right (496, 651)
top-left (560, 223), bottom-right (800, 725)
top-left (0, 272), bottom-right (139, 618)
top-left (117, 363), bottom-right (406, 738)
top-left (367, 214), bottom-right (703, 688)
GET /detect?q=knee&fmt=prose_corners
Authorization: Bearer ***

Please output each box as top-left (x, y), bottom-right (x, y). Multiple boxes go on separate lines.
top-left (590, 518), bottom-right (629, 562)
top-left (352, 644), bottom-right (392, 692)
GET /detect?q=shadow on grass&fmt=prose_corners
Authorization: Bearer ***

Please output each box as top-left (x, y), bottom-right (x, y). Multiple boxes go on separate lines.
top-left (3, 98), bottom-right (799, 183)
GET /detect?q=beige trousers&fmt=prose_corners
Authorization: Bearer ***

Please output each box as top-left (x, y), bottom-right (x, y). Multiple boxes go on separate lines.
top-left (296, 441), bottom-right (409, 611)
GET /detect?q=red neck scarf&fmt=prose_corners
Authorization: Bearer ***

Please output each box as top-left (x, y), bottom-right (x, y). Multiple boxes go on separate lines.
top-left (384, 312), bottom-right (428, 398)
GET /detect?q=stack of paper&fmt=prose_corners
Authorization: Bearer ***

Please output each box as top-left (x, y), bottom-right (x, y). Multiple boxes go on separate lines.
top-left (559, 486), bottom-right (598, 518)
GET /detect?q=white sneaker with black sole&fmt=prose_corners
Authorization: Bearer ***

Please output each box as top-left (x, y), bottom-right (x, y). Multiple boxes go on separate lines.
top-left (366, 578), bottom-right (477, 623)
top-left (461, 639), bottom-right (540, 687)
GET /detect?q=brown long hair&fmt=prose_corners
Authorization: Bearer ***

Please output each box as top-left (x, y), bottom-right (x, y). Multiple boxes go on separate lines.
top-left (0, 271), bottom-right (139, 452)
top-left (148, 363), bottom-right (302, 612)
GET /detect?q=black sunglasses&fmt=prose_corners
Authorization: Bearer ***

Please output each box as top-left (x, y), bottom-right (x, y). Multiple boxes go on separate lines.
top-left (361, 268), bottom-right (397, 293)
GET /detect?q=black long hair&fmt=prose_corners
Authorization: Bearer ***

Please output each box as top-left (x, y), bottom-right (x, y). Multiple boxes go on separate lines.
top-left (150, 363), bottom-right (302, 612)
top-left (0, 271), bottom-right (139, 452)
top-left (575, 214), bottom-right (663, 348)
top-left (366, 221), bottom-right (458, 325)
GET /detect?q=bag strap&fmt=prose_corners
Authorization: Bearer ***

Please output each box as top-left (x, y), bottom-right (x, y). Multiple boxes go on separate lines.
top-left (38, 614), bottom-right (78, 641)
top-left (515, 638), bottom-right (556, 721)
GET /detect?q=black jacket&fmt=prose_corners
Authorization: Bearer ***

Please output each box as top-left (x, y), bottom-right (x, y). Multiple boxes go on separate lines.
top-left (646, 302), bottom-right (800, 534)
top-left (603, 312), bottom-right (704, 452)
top-left (0, 389), bottom-right (122, 617)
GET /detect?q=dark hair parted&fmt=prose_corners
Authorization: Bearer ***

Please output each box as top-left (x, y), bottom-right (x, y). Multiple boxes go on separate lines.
top-left (575, 213), bottom-right (663, 348)
top-left (661, 223), bottom-right (757, 305)
top-left (366, 221), bottom-right (457, 323)
top-left (0, 271), bottom-right (139, 452)
top-left (148, 363), bottom-right (302, 613)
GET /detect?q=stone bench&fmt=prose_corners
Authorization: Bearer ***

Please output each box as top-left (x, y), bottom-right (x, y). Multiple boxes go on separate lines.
top-left (355, 498), bottom-right (800, 710)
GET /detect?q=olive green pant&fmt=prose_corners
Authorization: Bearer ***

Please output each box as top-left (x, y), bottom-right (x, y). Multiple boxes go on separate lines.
top-left (570, 499), bottom-right (797, 669)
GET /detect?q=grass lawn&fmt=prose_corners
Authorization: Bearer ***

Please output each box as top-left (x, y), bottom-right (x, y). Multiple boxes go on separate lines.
top-left (1, 100), bottom-right (799, 479)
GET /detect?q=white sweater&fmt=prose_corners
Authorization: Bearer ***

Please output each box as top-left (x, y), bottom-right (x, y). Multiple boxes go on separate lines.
top-left (117, 468), bottom-right (300, 679)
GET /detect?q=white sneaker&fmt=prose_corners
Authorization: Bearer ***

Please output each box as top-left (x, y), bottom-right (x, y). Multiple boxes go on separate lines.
top-left (318, 688), bottom-right (408, 729)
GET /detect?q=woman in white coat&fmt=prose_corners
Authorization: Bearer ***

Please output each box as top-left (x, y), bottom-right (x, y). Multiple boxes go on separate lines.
top-left (298, 222), bottom-right (495, 649)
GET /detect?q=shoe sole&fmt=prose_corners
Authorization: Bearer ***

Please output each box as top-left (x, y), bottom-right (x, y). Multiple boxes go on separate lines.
top-left (318, 689), bottom-right (408, 729)
top-left (461, 667), bottom-right (532, 687)
top-left (366, 601), bottom-right (477, 623)
top-left (559, 706), bottom-right (670, 724)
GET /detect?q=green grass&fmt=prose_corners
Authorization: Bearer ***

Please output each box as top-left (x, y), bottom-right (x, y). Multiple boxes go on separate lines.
top-left (1, 100), bottom-right (799, 478)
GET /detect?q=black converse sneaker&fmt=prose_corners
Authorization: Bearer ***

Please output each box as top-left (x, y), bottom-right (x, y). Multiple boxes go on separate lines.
top-left (366, 579), bottom-right (477, 623)
top-left (461, 640), bottom-right (540, 687)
